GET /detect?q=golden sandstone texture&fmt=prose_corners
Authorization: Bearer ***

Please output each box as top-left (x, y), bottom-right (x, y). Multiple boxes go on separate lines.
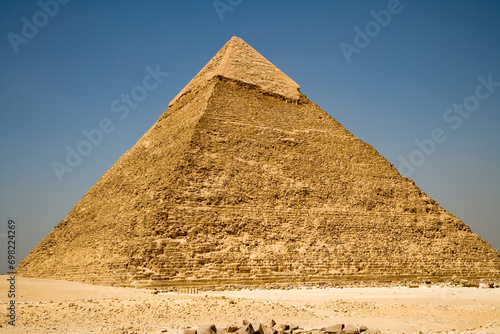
top-left (17, 37), bottom-right (500, 286)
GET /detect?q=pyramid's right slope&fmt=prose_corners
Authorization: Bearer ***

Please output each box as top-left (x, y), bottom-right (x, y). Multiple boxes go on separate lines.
top-left (18, 37), bottom-right (500, 286)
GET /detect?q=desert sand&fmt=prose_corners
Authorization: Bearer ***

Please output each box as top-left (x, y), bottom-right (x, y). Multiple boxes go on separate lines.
top-left (1, 276), bottom-right (499, 334)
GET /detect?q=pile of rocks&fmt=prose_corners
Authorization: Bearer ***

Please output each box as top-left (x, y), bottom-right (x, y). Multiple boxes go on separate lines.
top-left (183, 320), bottom-right (380, 334)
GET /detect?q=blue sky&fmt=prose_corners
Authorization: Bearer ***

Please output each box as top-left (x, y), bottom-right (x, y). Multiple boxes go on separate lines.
top-left (0, 0), bottom-right (499, 274)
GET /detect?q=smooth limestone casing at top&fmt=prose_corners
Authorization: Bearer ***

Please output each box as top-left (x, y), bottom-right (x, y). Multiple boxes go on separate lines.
top-left (17, 37), bottom-right (500, 287)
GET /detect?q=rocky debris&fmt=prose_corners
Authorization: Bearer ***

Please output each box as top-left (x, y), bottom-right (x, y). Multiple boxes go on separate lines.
top-left (184, 321), bottom-right (379, 334)
top-left (478, 282), bottom-right (496, 289)
top-left (198, 324), bottom-right (217, 334)
top-left (236, 323), bottom-right (254, 334)
top-left (342, 324), bottom-right (359, 334)
top-left (323, 324), bottom-right (343, 333)
top-left (153, 278), bottom-right (500, 295)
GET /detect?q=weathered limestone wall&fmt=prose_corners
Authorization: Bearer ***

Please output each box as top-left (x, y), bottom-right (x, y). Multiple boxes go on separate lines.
top-left (17, 78), bottom-right (500, 287)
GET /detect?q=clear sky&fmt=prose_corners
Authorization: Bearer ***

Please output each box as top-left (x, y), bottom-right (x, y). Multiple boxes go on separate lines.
top-left (0, 0), bottom-right (499, 274)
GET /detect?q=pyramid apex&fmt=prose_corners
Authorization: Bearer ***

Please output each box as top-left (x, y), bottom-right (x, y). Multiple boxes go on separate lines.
top-left (227, 36), bottom-right (247, 45)
top-left (169, 37), bottom-right (301, 106)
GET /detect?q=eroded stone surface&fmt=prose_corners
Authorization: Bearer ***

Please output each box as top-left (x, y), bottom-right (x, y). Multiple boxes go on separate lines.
top-left (169, 36), bottom-right (301, 106)
top-left (17, 37), bottom-right (500, 287)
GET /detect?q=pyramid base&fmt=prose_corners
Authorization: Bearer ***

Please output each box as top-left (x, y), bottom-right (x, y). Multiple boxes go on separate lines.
top-left (17, 270), bottom-right (500, 289)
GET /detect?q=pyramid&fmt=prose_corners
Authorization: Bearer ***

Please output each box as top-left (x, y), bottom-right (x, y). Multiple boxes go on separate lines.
top-left (18, 37), bottom-right (500, 286)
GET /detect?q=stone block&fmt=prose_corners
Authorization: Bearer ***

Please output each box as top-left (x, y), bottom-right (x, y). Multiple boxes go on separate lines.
top-left (199, 324), bottom-right (217, 334)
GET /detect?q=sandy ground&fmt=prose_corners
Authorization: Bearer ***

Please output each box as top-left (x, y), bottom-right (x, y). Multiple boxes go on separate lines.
top-left (0, 276), bottom-right (499, 334)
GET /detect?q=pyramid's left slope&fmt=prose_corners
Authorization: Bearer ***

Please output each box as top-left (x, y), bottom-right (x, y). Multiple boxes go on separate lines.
top-left (17, 80), bottom-right (218, 284)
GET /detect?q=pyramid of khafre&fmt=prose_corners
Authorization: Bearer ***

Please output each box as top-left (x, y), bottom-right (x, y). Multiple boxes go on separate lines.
top-left (18, 37), bottom-right (500, 286)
